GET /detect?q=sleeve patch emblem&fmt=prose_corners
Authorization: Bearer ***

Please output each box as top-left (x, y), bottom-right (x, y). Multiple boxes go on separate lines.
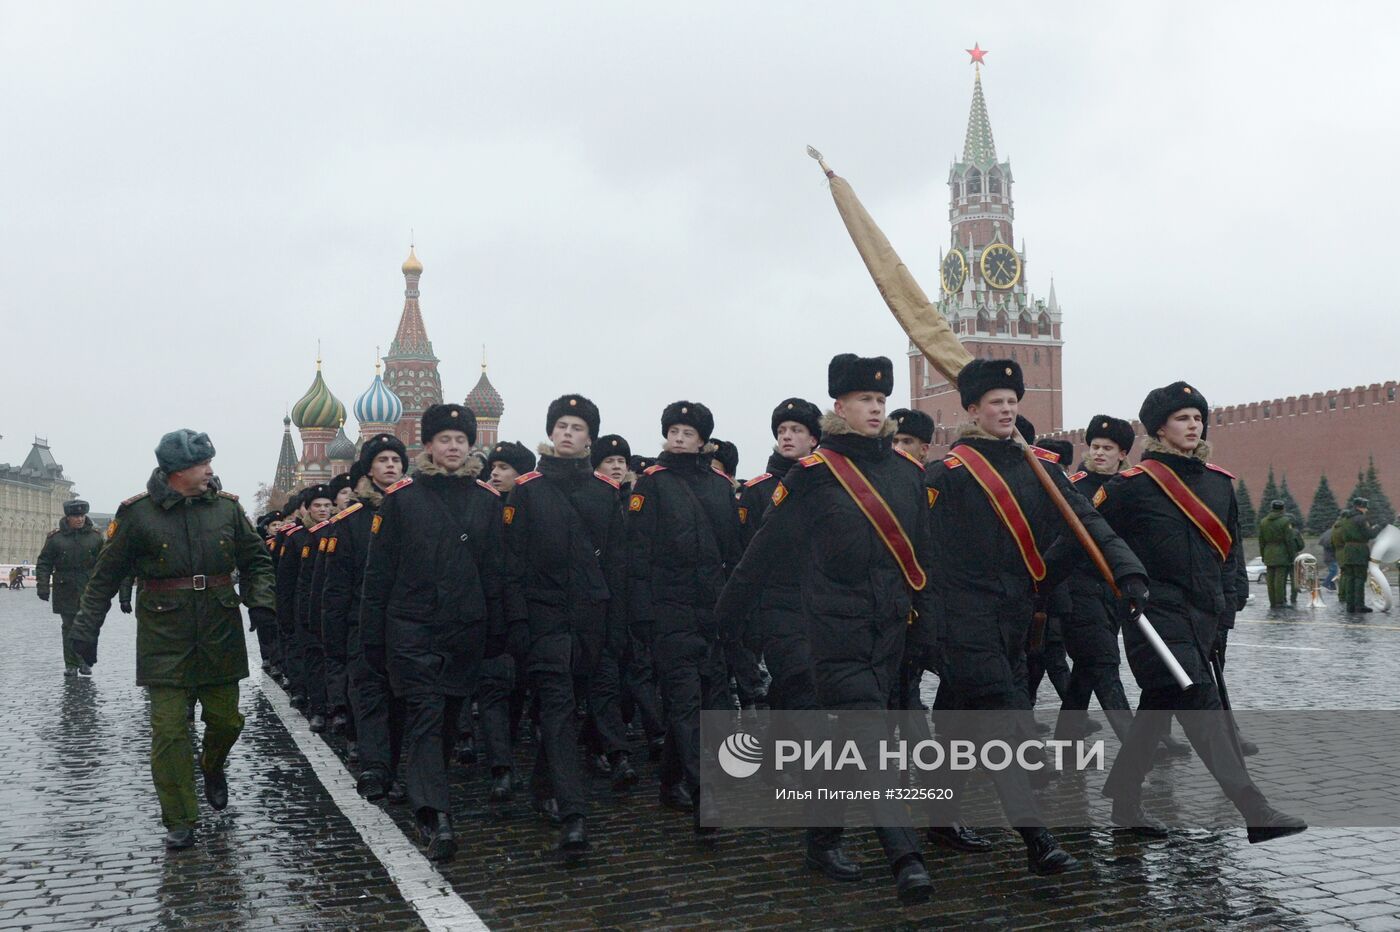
top-left (106, 520), bottom-right (118, 540)
top-left (503, 505), bottom-right (516, 526)
top-left (370, 515), bottom-right (383, 535)
top-left (628, 494), bottom-right (645, 513)
top-left (300, 546), bottom-right (310, 559)
top-left (318, 538), bottom-right (327, 552)
top-left (927, 488), bottom-right (939, 508)
top-left (738, 506), bottom-right (749, 525)
top-left (1092, 487), bottom-right (1107, 507)
top-left (771, 483), bottom-right (789, 508)
top-left (327, 537), bottom-right (337, 553)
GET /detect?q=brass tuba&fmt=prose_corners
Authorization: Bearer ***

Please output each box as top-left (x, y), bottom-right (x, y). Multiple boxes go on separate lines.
top-left (1293, 553), bottom-right (1324, 608)
top-left (1368, 526), bottom-right (1400, 613)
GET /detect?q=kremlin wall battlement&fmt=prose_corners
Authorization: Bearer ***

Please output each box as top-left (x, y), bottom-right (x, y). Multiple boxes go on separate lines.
top-left (927, 380), bottom-right (1400, 519)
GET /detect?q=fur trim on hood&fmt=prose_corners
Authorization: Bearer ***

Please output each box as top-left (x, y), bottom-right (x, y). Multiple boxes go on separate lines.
top-left (1142, 437), bottom-right (1212, 462)
top-left (622, 470), bottom-right (638, 487)
top-left (414, 450), bottom-right (483, 478)
top-left (819, 411), bottom-right (898, 439)
top-left (701, 440), bottom-right (720, 455)
top-left (536, 441), bottom-right (589, 460)
top-left (354, 475), bottom-right (385, 507)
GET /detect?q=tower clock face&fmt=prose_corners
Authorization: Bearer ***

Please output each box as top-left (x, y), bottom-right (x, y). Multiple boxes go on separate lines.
top-left (940, 249), bottom-right (967, 294)
top-left (979, 243), bottom-right (1022, 290)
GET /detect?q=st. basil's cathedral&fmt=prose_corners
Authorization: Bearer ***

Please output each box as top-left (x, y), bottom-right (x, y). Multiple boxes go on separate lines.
top-left (272, 247), bottom-right (505, 493)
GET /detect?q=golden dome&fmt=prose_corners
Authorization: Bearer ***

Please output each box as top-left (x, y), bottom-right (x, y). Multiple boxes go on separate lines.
top-left (402, 246), bottom-right (423, 275)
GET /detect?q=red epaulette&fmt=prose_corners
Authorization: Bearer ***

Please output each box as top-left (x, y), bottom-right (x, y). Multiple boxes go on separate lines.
top-left (943, 454), bottom-right (964, 470)
top-left (385, 477), bottom-right (413, 494)
top-left (284, 524), bottom-right (304, 536)
top-left (308, 520), bottom-right (331, 534)
top-left (643, 464), bottom-right (667, 476)
top-left (121, 491), bottom-right (149, 508)
top-left (1030, 445), bottom-right (1060, 464)
top-left (744, 472), bottom-right (773, 488)
top-left (710, 461), bottom-right (731, 479)
top-left (1206, 463), bottom-right (1237, 479)
top-left (1069, 471), bottom-right (1088, 483)
top-left (1119, 466), bottom-right (1145, 478)
top-left (594, 472), bottom-right (620, 490)
top-left (515, 471), bottom-right (542, 486)
top-left (798, 454), bottom-right (824, 468)
top-left (476, 479), bottom-right (501, 497)
top-left (331, 501), bottom-right (363, 522)
top-left (895, 448), bottom-right (926, 470)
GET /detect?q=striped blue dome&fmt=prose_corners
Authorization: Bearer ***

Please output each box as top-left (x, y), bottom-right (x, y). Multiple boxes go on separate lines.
top-left (354, 368), bottom-right (403, 425)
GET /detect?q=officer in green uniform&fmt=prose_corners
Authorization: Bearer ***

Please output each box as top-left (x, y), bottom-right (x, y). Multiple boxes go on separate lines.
top-left (35, 499), bottom-right (105, 675)
top-left (68, 429), bottom-right (276, 849)
top-left (1257, 501), bottom-right (1300, 609)
top-left (1333, 497), bottom-right (1380, 614)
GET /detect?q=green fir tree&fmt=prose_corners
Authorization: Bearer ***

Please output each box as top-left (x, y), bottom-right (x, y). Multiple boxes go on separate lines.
top-left (1346, 468), bottom-right (1369, 514)
top-left (1235, 478), bottom-right (1258, 537)
top-left (1363, 455), bottom-right (1395, 525)
top-left (1306, 474), bottom-right (1340, 535)
top-left (1258, 466), bottom-right (1281, 519)
top-left (1279, 476), bottom-right (1303, 527)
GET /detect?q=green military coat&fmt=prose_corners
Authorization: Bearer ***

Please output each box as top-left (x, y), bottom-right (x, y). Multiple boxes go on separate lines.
top-left (1333, 512), bottom-right (1379, 567)
top-left (71, 470), bottom-right (276, 687)
top-left (1258, 511), bottom-right (1301, 567)
top-left (35, 517), bottom-right (104, 614)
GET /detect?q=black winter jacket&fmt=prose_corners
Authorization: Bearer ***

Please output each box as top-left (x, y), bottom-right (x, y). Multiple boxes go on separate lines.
top-left (320, 479), bottom-right (383, 663)
top-left (275, 523), bottom-right (310, 638)
top-left (1062, 468), bottom-right (1128, 662)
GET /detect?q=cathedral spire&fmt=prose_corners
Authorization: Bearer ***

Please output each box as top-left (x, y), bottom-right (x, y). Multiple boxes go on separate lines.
top-left (274, 415), bottom-right (298, 493)
top-left (387, 245), bottom-right (436, 362)
top-left (962, 66), bottom-right (997, 168)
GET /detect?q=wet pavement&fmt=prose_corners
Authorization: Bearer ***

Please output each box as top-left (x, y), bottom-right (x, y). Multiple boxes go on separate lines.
top-left (1, 579), bottom-right (1399, 930)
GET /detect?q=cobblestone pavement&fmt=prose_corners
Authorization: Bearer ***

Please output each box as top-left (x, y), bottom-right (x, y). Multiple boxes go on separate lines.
top-left (2, 579), bottom-right (1399, 930)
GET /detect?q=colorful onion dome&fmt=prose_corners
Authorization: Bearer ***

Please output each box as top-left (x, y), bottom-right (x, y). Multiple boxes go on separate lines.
top-left (354, 363), bottom-right (404, 425)
top-left (465, 367), bottom-right (504, 420)
top-left (327, 424), bottom-right (357, 462)
top-left (290, 361), bottom-right (346, 430)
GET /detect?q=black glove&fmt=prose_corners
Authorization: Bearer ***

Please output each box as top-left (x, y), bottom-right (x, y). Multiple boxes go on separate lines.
top-left (37, 589), bottom-right (49, 602)
top-left (363, 643), bottom-right (387, 675)
top-left (1120, 575), bottom-right (1149, 622)
top-left (119, 600), bottom-right (133, 614)
top-left (71, 639), bottom-right (98, 666)
top-left (248, 607), bottom-right (275, 632)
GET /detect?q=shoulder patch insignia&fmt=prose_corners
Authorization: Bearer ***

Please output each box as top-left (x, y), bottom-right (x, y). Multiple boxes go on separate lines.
top-left (503, 505), bottom-right (516, 526)
top-left (594, 472), bottom-right (620, 490)
top-left (1092, 487), bottom-right (1107, 507)
top-left (331, 501), bottom-right (363, 522)
top-left (386, 477), bottom-right (413, 494)
top-left (927, 487), bottom-right (939, 508)
top-left (744, 472), bottom-right (772, 488)
top-left (318, 537), bottom-right (328, 552)
top-left (643, 464), bottom-right (667, 476)
top-left (218, 490), bottom-right (239, 501)
top-left (943, 455), bottom-right (964, 470)
top-left (895, 448), bottom-right (926, 470)
top-left (327, 537), bottom-right (337, 553)
top-left (1119, 466), bottom-right (1145, 478)
top-left (710, 461), bottom-right (730, 478)
top-left (516, 471), bottom-right (543, 486)
top-left (476, 479), bottom-right (501, 496)
top-left (121, 491), bottom-right (149, 507)
top-left (771, 483), bottom-right (789, 508)
top-left (628, 493), bottom-right (645, 513)
top-left (106, 520), bottom-right (118, 540)
top-left (370, 514), bottom-right (383, 534)
top-left (1069, 471), bottom-right (1088, 483)
top-left (1030, 446), bottom-right (1061, 464)
top-left (738, 506), bottom-right (749, 525)
top-left (285, 524), bottom-right (304, 536)
top-left (798, 453), bottom-right (824, 468)
top-left (300, 545), bottom-right (311, 559)
top-left (1206, 463), bottom-right (1237, 479)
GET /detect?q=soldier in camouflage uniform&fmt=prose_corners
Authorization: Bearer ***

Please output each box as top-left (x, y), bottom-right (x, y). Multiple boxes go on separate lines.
top-left (68, 430), bottom-right (276, 850)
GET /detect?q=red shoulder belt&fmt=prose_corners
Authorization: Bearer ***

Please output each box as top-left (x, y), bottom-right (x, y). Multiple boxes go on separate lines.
top-left (808, 449), bottom-right (926, 590)
top-left (949, 443), bottom-right (1047, 582)
top-left (1136, 459), bottom-right (1233, 562)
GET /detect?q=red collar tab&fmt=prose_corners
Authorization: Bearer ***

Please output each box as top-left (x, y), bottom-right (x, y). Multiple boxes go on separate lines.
top-left (516, 471), bottom-right (543, 485)
top-left (1206, 463), bottom-right (1237, 479)
top-left (744, 472), bottom-right (773, 488)
top-left (594, 472), bottom-right (621, 490)
top-left (1069, 471), bottom-right (1088, 483)
top-left (477, 479), bottom-right (501, 496)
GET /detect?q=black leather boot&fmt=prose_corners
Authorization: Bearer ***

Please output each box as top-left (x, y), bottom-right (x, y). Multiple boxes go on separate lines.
top-left (927, 823), bottom-right (993, 852)
top-left (1245, 806), bottom-right (1307, 844)
top-left (659, 783), bottom-right (694, 812)
top-left (164, 828), bottom-right (195, 850)
top-left (804, 844), bottom-right (861, 881)
top-left (610, 752), bottom-right (637, 791)
top-left (559, 815), bottom-right (589, 863)
top-left (533, 796), bottom-right (562, 824)
top-left (893, 855), bottom-right (932, 905)
top-left (422, 811), bottom-right (456, 862)
top-left (1020, 827), bottom-right (1080, 875)
top-left (357, 770), bottom-right (387, 801)
top-left (201, 765), bottom-right (229, 811)
top-left (1109, 797), bottom-right (1169, 838)
top-left (488, 768), bottom-right (513, 802)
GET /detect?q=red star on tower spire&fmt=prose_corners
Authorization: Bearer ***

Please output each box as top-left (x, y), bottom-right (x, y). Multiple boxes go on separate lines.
top-left (966, 43), bottom-right (988, 66)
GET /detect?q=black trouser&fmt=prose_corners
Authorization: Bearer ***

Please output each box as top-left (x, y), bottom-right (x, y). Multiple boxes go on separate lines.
top-left (255, 622), bottom-right (280, 670)
top-left (1057, 661), bottom-right (1132, 740)
top-left (807, 706), bottom-right (922, 871)
top-left (621, 631), bottom-right (665, 740)
top-left (757, 607), bottom-right (817, 714)
top-left (352, 629), bottom-right (404, 782)
top-left (477, 652), bottom-right (516, 771)
top-left (298, 622), bottom-right (327, 714)
top-left (653, 628), bottom-right (729, 796)
top-left (1026, 616), bottom-right (1069, 706)
top-left (1102, 682), bottom-right (1265, 816)
top-left (587, 644), bottom-right (628, 758)
top-left (326, 655), bottom-right (350, 716)
top-left (280, 624), bottom-right (302, 693)
top-left (403, 693), bottom-right (465, 817)
top-left (529, 667), bottom-right (588, 820)
top-left (930, 693), bottom-right (1046, 829)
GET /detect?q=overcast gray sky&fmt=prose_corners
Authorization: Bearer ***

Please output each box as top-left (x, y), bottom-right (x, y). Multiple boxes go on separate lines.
top-left (4, 2), bottom-right (1398, 511)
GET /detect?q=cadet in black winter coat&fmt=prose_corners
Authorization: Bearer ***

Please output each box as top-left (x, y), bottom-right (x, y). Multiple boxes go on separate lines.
top-left (1096, 382), bottom-right (1304, 843)
top-left (359, 405), bottom-right (506, 861)
top-left (294, 484), bottom-right (335, 729)
top-left (323, 433), bottom-right (409, 802)
top-left (504, 394), bottom-right (627, 858)
top-left (275, 493), bottom-right (318, 704)
top-left (628, 400), bottom-right (741, 837)
top-left (715, 356), bottom-right (936, 904)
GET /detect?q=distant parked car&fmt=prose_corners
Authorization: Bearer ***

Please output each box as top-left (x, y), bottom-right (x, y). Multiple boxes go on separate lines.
top-left (1245, 557), bottom-right (1267, 583)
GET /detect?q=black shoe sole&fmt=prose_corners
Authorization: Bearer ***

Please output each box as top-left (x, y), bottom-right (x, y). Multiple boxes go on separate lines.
top-left (426, 836), bottom-right (458, 861)
top-left (1029, 853), bottom-right (1080, 876)
top-left (611, 771), bottom-right (639, 792)
top-left (804, 854), bottom-right (862, 882)
top-left (1248, 824), bottom-right (1307, 844)
top-left (1111, 823), bottom-right (1170, 839)
top-left (927, 830), bottom-right (993, 853)
top-left (897, 879), bottom-right (932, 905)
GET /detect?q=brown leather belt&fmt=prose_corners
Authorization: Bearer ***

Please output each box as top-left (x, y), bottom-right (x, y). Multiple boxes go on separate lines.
top-left (142, 574), bottom-right (234, 593)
